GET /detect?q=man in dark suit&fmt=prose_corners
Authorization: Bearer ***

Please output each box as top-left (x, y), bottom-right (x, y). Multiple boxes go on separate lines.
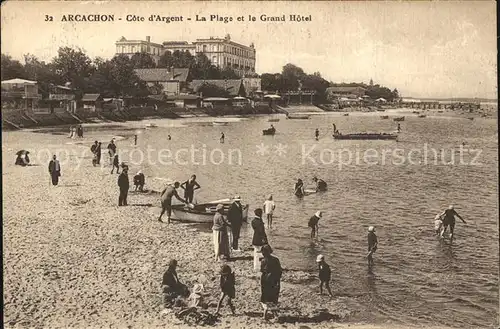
top-left (118, 166), bottom-right (129, 206)
top-left (48, 155), bottom-right (61, 186)
top-left (227, 195), bottom-right (244, 251)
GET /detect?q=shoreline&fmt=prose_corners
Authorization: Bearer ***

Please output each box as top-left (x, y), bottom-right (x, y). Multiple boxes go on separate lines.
top-left (3, 105), bottom-right (496, 132)
top-left (2, 126), bottom-right (493, 329)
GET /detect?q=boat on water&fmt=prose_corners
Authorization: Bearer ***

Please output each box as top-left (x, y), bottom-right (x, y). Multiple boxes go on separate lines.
top-left (212, 121), bottom-right (229, 126)
top-left (377, 109), bottom-right (386, 112)
top-left (268, 118), bottom-right (280, 122)
top-left (287, 114), bottom-right (310, 120)
top-left (438, 110), bottom-right (444, 113)
top-left (262, 127), bottom-right (276, 135)
top-left (468, 117), bottom-right (474, 120)
top-left (418, 114), bottom-right (426, 118)
top-left (332, 123), bottom-right (397, 140)
top-left (380, 115), bottom-right (389, 119)
top-left (171, 198), bottom-right (249, 223)
top-left (145, 123), bottom-right (158, 128)
top-left (393, 116), bottom-right (405, 122)
top-left (413, 111), bottom-right (420, 114)
top-left (343, 113), bottom-right (349, 116)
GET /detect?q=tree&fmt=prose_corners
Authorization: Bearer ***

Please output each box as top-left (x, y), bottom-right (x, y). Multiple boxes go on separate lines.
top-left (392, 88), bottom-right (400, 100)
top-left (220, 67), bottom-right (239, 79)
top-left (281, 63), bottom-right (306, 91)
top-left (23, 54), bottom-right (60, 96)
top-left (108, 55), bottom-right (148, 97)
top-left (261, 73), bottom-right (283, 92)
top-left (130, 53), bottom-right (156, 69)
top-left (52, 47), bottom-right (94, 90)
top-left (1, 54), bottom-right (25, 80)
top-left (191, 53), bottom-right (221, 79)
top-left (198, 83), bottom-right (230, 98)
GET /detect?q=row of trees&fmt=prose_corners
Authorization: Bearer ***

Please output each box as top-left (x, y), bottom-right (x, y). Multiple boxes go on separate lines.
top-left (1, 48), bottom-right (244, 98)
top-left (1, 47), bottom-right (400, 101)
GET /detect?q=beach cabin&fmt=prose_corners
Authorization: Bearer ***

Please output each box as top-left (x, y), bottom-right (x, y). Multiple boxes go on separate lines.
top-left (81, 94), bottom-right (103, 112)
top-left (1, 78), bottom-right (41, 112)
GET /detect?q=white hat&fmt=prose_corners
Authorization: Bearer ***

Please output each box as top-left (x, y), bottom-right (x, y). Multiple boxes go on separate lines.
top-left (315, 211), bottom-right (322, 218)
top-left (368, 226), bottom-right (375, 232)
top-left (192, 284), bottom-right (204, 294)
top-left (216, 204), bottom-right (224, 211)
top-left (233, 195), bottom-right (241, 201)
top-left (316, 254), bottom-right (324, 262)
top-left (448, 205), bottom-right (454, 210)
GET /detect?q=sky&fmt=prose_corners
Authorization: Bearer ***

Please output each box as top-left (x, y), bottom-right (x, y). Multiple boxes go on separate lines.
top-left (1, 1), bottom-right (497, 99)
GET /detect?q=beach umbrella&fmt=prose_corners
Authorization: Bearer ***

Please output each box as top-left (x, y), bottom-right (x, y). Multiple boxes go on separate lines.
top-left (16, 150), bottom-right (29, 155)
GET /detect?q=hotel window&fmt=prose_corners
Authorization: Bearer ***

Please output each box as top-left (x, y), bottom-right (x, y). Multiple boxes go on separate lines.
top-left (132, 46), bottom-right (136, 53)
top-left (122, 46), bottom-right (125, 53)
top-left (212, 56), bottom-right (216, 64)
top-left (203, 45), bottom-right (207, 52)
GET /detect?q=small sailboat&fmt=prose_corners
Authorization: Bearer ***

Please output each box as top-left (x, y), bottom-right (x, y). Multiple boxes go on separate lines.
top-left (145, 123), bottom-right (158, 128)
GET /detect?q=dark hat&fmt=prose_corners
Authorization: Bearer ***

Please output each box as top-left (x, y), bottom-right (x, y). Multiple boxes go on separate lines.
top-left (261, 244), bottom-right (273, 254)
top-left (168, 259), bottom-right (178, 267)
top-left (220, 264), bottom-right (232, 275)
top-left (254, 208), bottom-right (263, 216)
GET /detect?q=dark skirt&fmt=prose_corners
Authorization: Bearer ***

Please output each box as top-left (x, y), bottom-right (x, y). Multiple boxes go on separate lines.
top-left (260, 278), bottom-right (280, 303)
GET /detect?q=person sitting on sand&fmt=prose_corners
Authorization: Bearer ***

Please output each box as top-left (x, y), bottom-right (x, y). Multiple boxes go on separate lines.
top-left (220, 132), bottom-right (225, 143)
top-left (312, 176), bottom-right (327, 192)
top-left (215, 265), bottom-right (236, 315)
top-left (133, 171), bottom-right (145, 192)
top-left (260, 244), bottom-right (282, 321)
top-left (294, 179), bottom-right (305, 197)
top-left (162, 259), bottom-right (190, 308)
top-left (189, 284), bottom-right (207, 308)
top-left (316, 255), bottom-right (333, 297)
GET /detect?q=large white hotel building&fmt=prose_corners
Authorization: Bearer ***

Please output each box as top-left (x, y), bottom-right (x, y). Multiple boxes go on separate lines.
top-left (115, 34), bottom-right (256, 77)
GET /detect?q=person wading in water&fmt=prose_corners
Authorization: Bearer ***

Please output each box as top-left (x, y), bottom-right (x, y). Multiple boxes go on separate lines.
top-left (180, 175), bottom-right (201, 204)
top-left (439, 205), bottom-right (466, 239)
top-left (367, 226), bottom-right (378, 267)
top-left (294, 179), bottom-right (305, 197)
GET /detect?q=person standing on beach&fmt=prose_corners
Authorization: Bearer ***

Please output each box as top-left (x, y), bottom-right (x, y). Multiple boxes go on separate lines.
top-left (180, 174), bottom-right (201, 204)
top-left (308, 211), bottom-right (322, 239)
top-left (367, 226), bottom-right (378, 267)
top-left (227, 195), bottom-right (243, 251)
top-left (212, 204), bottom-right (231, 261)
top-left (220, 132), bottom-right (225, 143)
top-left (68, 125), bottom-right (74, 138)
top-left (111, 154), bottom-right (120, 174)
top-left (316, 255), bottom-right (333, 297)
top-left (134, 134), bottom-right (138, 146)
top-left (158, 182), bottom-right (189, 223)
top-left (260, 244), bottom-right (282, 320)
top-left (107, 139), bottom-right (117, 165)
top-left (251, 208), bottom-right (268, 271)
top-left (315, 128), bottom-right (320, 141)
top-left (91, 141), bottom-right (98, 166)
top-left (439, 205), bottom-right (466, 239)
top-left (215, 264), bottom-right (236, 315)
top-left (117, 166), bottom-right (129, 206)
top-left (96, 142), bottom-right (102, 165)
top-left (48, 155), bottom-right (61, 186)
top-left (263, 195), bottom-right (276, 229)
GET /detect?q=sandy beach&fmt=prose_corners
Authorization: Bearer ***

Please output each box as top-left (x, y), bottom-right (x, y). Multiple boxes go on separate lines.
top-left (2, 125), bottom-right (473, 329)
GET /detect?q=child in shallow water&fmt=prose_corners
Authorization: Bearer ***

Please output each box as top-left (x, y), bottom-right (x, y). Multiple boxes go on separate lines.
top-left (434, 214), bottom-right (443, 236)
